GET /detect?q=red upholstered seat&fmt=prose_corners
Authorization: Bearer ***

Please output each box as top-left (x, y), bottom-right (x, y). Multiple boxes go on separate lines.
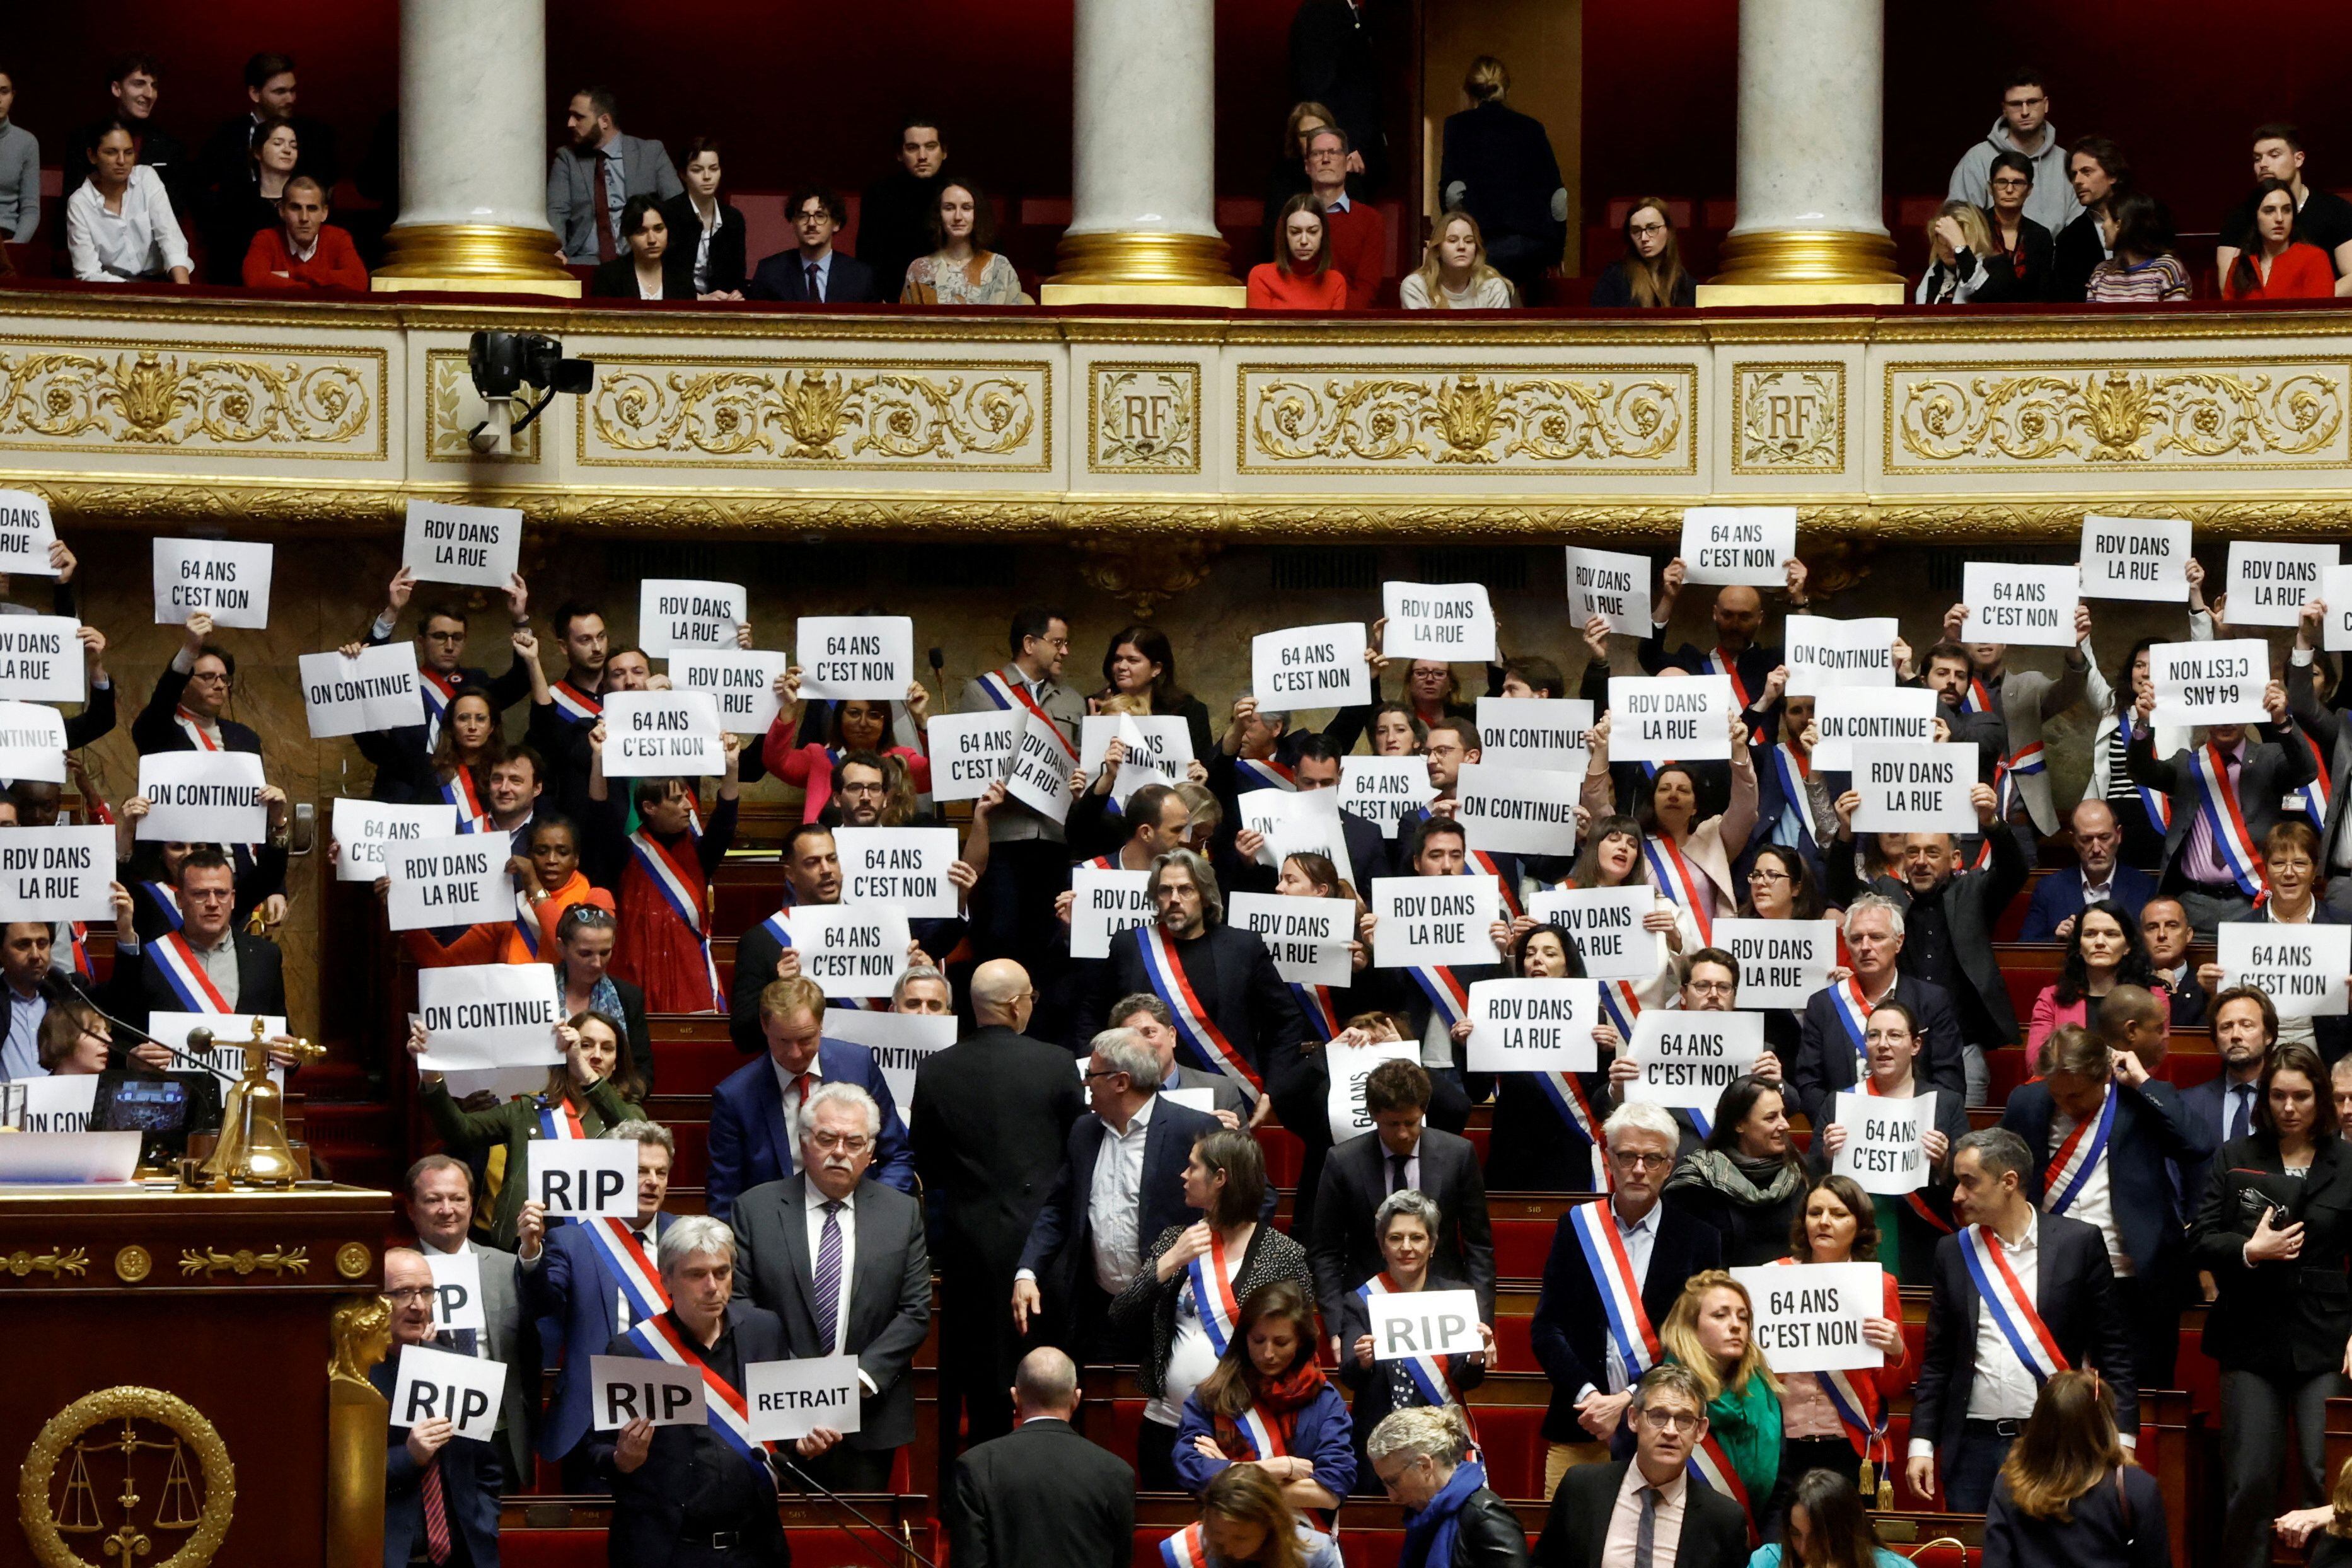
top-left (1492, 1311), bottom-right (1534, 1368)
top-left (1466, 1404), bottom-right (1550, 1501)
top-left (657, 1037), bottom-right (747, 1096)
top-left (1256, 1126), bottom-right (1304, 1192)
top-left (1492, 1216), bottom-right (1559, 1280)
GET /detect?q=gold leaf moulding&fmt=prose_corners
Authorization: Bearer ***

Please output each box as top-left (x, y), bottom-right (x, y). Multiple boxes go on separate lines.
top-left (177, 1245), bottom-right (310, 1279)
top-left (20, 1385), bottom-right (235, 1568)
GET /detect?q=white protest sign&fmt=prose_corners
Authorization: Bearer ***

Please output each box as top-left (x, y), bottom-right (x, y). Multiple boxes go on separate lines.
top-left (0, 490), bottom-right (59, 575)
top-left (1339, 757), bottom-right (1435, 839)
top-left (330, 798), bottom-right (458, 882)
top-left (1606, 674), bottom-right (1734, 763)
top-left (426, 1248), bottom-right (487, 1333)
top-left (1831, 1090), bottom-right (1937, 1196)
top-left (1254, 623), bottom-right (1371, 708)
top-left (782, 906), bottom-right (913, 1000)
top-left (1625, 1009), bottom-right (1764, 1109)
top-left (149, 1012), bottom-right (287, 1064)
top-left (639, 579), bottom-right (748, 657)
top-left (1478, 698), bottom-right (1595, 772)
top-left (1812, 686), bottom-right (1937, 773)
top-left (2326, 568), bottom-right (2352, 655)
top-left (1455, 762), bottom-right (1582, 857)
top-left (672, 651), bottom-right (789, 735)
top-left (403, 500), bottom-right (521, 589)
top-left (531, 1138), bottom-right (640, 1218)
top-left (1163, 1087), bottom-right (1217, 1117)
top-left (1229, 892), bottom-right (1355, 986)
top-left (1004, 710), bottom-right (1075, 823)
top-left (2149, 638), bottom-right (2269, 728)
top-left (1528, 886), bottom-right (1664, 981)
top-left (747, 1355), bottom-right (864, 1441)
top-left (1714, 918), bottom-right (1838, 1010)
top-left (837, 827), bottom-right (961, 920)
top-left (15, 1075), bottom-right (98, 1134)
top-left (927, 712), bottom-right (1019, 802)
top-left (135, 752), bottom-right (267, 843)
top-left (0, 700), bottom-right (67, 782)
top-left (0, 616), bottom-right (85, 703)
top-left (1850, 743), bottom-right (1979, 835)
top-left (1079, 713), bottom-right (1193, 804)
top-left (0, 824), bottom-right (120, 922)
top-left (1565, 546), bottom-right (1652, 637)
top-left (1680, 507), bottom-right (1796, 587)
top-left (153, 538), bottom-right (272, 628)
top-left (387, 836), bottom-right (511, 933)
top-left (1370, 875), bottom-right (1502, 969)
top-left (299, 642), bottom-right (426, 739)
top-left (1241, 787), bottom-right (1352, 887)
top-left (2080, 515), bottom-right (2192, 602)
top-left (1466, 978), bottom-right (1601, 1073)
top-left (1782, 616), bottom-right (1897, 696)
top-left (1368, 1288), bottom-right (1485, 1362)
top-left (601, 690), bottom-right (726, 776)
top-left (414, 965), bottom-right (563, 1070)
top-left (1070, 866), bottom-right (1154, 960)
top-left (2218, 922), bottom-right (2352, 1020)
top-left (821, 1008), bottom-right (957, 1112)
top-left (390, 1344), bottom-right (506, 1443)
top-left (588, 1354), bottom-right (705, 1430)
top-left (1732, 1261), bottom-right (1886, 1375)
top-left (1382, 581), bottom-right (1497, 663)
top-left (2227, 541), bottom-right (2338, 628)
top-left (1326, 1033), bottom-right (1422, 1143)
top-left (796, 616), bottom-right (914, 700)
top-left (1962, 563), bottom-right (2080, 649)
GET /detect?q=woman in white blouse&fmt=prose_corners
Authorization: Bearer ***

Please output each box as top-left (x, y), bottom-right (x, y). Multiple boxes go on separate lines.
top-left (66, 120), bottom-right (190, 285)
top-left (1399, 212), bottom-right (1517, 310)
top-left (901, 180), bottom-right (1028, 306)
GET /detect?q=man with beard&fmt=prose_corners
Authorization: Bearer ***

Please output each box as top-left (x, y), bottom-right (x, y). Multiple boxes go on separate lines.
top-left (522, 601), bottom-right (613, 822)
top-left (2180, 984), bottom-right (2276, 1216)
top-left (546, 84), bottom-right (681, 265)
top-left (859, 117), bottom-right (951, 304)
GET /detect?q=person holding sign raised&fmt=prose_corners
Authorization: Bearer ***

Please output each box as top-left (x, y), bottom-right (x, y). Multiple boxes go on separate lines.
top-left (376, 1248), bottom-right (504, 1568)
top-left (402, 1155), bottom-right (534, 1488)
top-left (1334, 1189), bottom-right (1492, 1496)
top-left (1532, 1362), bottom-right (1751, 1568)
top-left (129, 613), bottom-right (287, 909)
top-left (956, 606), bottom-right (1087, 967)
top-left (1662, 1076), bottom-right (1807, 1267)
top-left (2195, 821), bottom-right (2352, 1062)
top-left (1173, 1279), bottom-right (1355, 1508)
top-left (521, 601), bottom-right (616, 823)
top-left (582, 724), bottom-right (741, 1014)
top-left (1810, 1001), bottom-right (1967, 1286)
top-left (352, 580), bottom-right (534, 798)
top-left (1470, 921), bottom-right (1614, 1194)
top-left (1640, 553), bottom-right (1813, 742)
top-left (762, 674), bottom-right (934, 825)
top-left (1096, 623), bottom-right (1220, 759)
top-left (1582, 706), bottom-right (1758, 947)
top-left (1938, 596), bottom-right (2093, 857)
top-left (2124, 669), bottom-right (2313, 934)
top-left (1601, 947), bottom-right (1785, 1155)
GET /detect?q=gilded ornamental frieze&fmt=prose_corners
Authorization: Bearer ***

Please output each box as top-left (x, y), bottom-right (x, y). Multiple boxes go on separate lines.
top-left (1731, 363), bottom-right (1846, 475)
top-left (0, 338), bottom-right (384, 459)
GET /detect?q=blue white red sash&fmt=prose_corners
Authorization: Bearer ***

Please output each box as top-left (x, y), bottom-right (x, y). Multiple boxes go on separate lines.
top-left (1566, 1201), bottom-right (1659, 1386)
top-left (1403, 963), bottom-right (1473, 1032)
top-left (66, 923), bottom-right (89, 979)
top-left (584, 1218), bottom-right (669, 1325)
top-left (1766, 1258), bottom-right (1883, 1456)
top-left (1687, 1430), bottom-right (1758, 1538)
top-left (2116, 709), bottom-right (2172, 831)
top-left (1994, 741), bottom-right (2044, 823)
top-left (173, 705), bottom-right (221, 751)
top-left (511, 888), bottom-right (543, 959)
top-left (1768, 744), bottom-right (1816, 848)
top-left (151, 933), bottom-right (231, 1012)
top-left (1829, 977), bottom-right (1872, 1062)
top-left (420, 668), bottom-right (460, 747)
top-left (1358, 1274), bottom-right (1476, 1423)
top-left (2044, 1088), bottom-right (2117, 1218)
top-left (1139, 925), bottom-right (1263, 1098)
top-left (975, 670), bottom-right (1071, 754)
top-left (756, 910), bottom-right (884, 1011)
top-left (1960, 1225), bottom-right (2068, 1384)
top-left (2190, 743), bottom-right (2268, 899)
top-left (1701, 649), bottom-right (1753, 716)
top-left (1080, 854), bottom-right (1117, 873)
top-left (1962, 676), bottom-right (1995, 717)
top-left (1231, 1404), bottom-right (1288, 1460)
top-left (1531, 1069), bottom-right (1609, 1192)
top-left (1291, 983), bottom-right (1341, 1042)
top-left (1233, 758), bottom-right (1297, 793)
top-left (627, 828), bottom-right (724, 1010)
top-left (2293, 728), bottom-right (2333, 834)
top-left (619, 1315), bottom-right (767, 1473)
top-left (1642, 834), bottom-right (1713, 945)
top-left (441, 768), bottom-right (487, 832)
top-left (536, 1098), bottom-right (586, 1142)
top-left (550, 681), bottom-right (601, 723)
top-left (1159, 1523), bottom-right (1208, 1568)
top-left (141, 881), bottom-right (183, 931)
top-left (1186, 1239), bottom-right (1244, 1356)
top-left (1467, 852), bottom-right (1522, 921)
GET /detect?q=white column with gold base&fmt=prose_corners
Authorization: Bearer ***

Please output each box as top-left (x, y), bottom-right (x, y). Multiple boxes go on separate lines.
top-left (373, 0), bottom-right (577, 297)
top-left (1698, 0), bottom-right (1904, 306)
top-left (1041, 0), bottom-right (1244, 306)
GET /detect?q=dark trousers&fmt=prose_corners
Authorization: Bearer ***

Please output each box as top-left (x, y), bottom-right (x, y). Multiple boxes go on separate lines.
top-left (1942, 1422), bottom-right (2017, 1513)
top-left (2117, 1272), bottom-right (2179, 1393)
top-left (1137, 1418), bottom-right (1179, 1491)
top-left (2220, 1368), bottom-right (2341, 1568)
top-left (558, 1442), bottom-right (611, 1495)
top-left (936, 1265), bottom-right (1022, 1492)
top-left (789, 1443), bottom-right (896, 1495)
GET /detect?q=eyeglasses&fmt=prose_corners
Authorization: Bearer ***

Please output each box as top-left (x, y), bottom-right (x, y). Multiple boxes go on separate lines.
top-left (1685, 979), bottom-right (1735, 998)
top-left (1083, 1068), bottom-right (1126, 1081)
top-left (1746, 867), bottom-right (1790, 882)
top-left (1628, 222), bottom-right (1667, 238)
top-left (385, 1286), bottom-right (436, 1303)
top-left (1637, 1407), bottom-right (1703, 1432)
top-left (808, 1132), bottom-right (873, 1154)
top-left (1990, 177), bottom-right (2032, 190)
top-left (1613, 1150), bottom-right (1674, 1170)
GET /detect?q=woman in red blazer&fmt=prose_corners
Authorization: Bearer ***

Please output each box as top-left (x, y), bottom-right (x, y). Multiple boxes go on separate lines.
top-left (1248, 194), bottom-right (1350, 310)
top-left (2224, 178), bottom-right (2338, 301)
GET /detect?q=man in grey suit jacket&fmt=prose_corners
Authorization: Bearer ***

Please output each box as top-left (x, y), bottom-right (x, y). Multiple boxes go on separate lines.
top-left (954, 606), bottom-right (1087, 970)
top-left (404, 1155), bottom-right (533, 1491)
top-left (1944, 597), bottom-right (2091, 857)
top-left (1114, 992), bottom-right (1249, 1123)
top-left (730, 1082), bottom-right (931, 1493)
top-left (547, 86), bottom-right (683, 263)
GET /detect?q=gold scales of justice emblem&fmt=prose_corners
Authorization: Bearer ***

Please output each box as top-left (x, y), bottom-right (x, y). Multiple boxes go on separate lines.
top-left (17, 1386), bottom-right (236, 1568)
top-left (181, 1016), bottom-right (327, 1189)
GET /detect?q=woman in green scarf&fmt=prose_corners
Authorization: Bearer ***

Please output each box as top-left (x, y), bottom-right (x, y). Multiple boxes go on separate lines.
top-left (1664, 1075), bottom-right (1809, 1266)
top-left (1660, 1268), bottom-right (1782, 1530)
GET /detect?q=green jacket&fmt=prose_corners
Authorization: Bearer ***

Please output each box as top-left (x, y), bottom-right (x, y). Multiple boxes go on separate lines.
top-left (422, 1076), bottom-right (643, 1250)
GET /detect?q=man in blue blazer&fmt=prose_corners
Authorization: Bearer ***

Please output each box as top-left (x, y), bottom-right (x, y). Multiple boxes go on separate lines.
top-left (2178, 984), bottom-right (2274, 1218)
top-left (376, 1249), bottom-right (502, 1568)
top-left (2018, 799), bottom-right (2158, 940)
top-left (707, 975), bottom-right (913, 1221)
top-left (1788, 894), bottom-right (1971, 1129)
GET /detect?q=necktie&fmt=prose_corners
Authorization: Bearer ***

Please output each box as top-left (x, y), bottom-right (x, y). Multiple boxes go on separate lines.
top-left (420, 1455), bottom-right (454, 1564)
top-left (2230, 1084), bottom-right (2254, 1142)
top-left (813, 1200), bottom-right (845, 1352)
top-left (438, 1326), bottom-right (479, 1358)
top-left (806, 262), bottom-right (823, 303)
top-left (592, 153), bottom-right (618, 262)
top-left (1635, 1485), bottom-right (1658, 1568)
top-left (789, 1074), bottom-right (814, 1170)
top-left (1388, 1153), bottom-right (1409, 1195)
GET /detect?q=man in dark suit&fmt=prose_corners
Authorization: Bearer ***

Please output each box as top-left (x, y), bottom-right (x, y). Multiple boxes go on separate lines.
top-left (1532, 1364), bottom-right (1750, 1568)
top-left (1789, 894), bottom-right (1969, 1129)
top-left (2139, 897), bottom-right (2208, 1026)
top-left (403, 1155), bottom-right (535, 1493)
top-left (1111, 993), bottom-right (1249, 1122)
top-left (2179, 984), bottom-right (2274, 1218)
top-left (708, 975), bottom-right (914, 1221)
top-left (377, 1248), bottom-right (502, 1568)
top-left (1907, 1127), bottom-right (2138, 1514)
top-left (2019, 799), bottom-right (2159, 939)
top-left (1205, 733), bottom-right (1391, 894)
top-left (2126, 678), bottom-right (2317, 933)
top-left (195, 51), bottom-right (339, 197)
top-left (1380, 814), bottom-right (1509, 1077)
top-left (911, 958), bottom-right (1086, 1470)
top-left (731, 1081), bottom-right (933, 1493)
top-left (1439, 64), bottom-right (1568, 302)
top-left (1638, 555), bottom-right (1812, 741)
top-left (1289, 0), bottom-right (1386, 190)
top-left (947, 1347), bottom-right (1134, 1568)
top-left (859, 118), bottom-right (951, 304)
top-left (1309, 1058), bottom-right (1494, 1320)
top-left (747, 187), bottom-right (881, 304)
top-left (132, 848), bottom-right (291, 1039)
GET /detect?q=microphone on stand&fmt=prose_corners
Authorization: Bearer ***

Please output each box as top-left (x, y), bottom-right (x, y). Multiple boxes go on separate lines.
top-left (772, 1454), bottom-right (942, 1568)
top-left (83, 994), bottom-right (241, 1087)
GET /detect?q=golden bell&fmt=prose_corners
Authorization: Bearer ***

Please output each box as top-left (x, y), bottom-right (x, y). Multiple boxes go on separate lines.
top-left (200, 1017), bottom-right (325, 1187)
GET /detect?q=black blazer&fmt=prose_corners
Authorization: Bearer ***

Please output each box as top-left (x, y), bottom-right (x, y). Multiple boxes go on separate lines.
top-left (2049, 210), bottom-right (2109, 302)
top-left (2189, 1132), bottom-right (2352, 1376)
top-left (659, 193), bottom-right (746, 296)
top-left (2165, 966), bottom-right (2210, 1028)
top-left (946, 1415), bottom-right (1135, 1568)
top-left (588, 256), bottom-right (695, 299)
top-left (1828, 820), bottom-right (2029, 1047)
top-left (1075, 921), bottom-right (1306, 1071)
top-left (372, 1352), bottom-right (503, 1568)
top-left (132, 666), bottom-right (262, 759)
top-left (2126, 723), bottom-right (2318, 892)
top-left (1309, 1126), bottom-right (1495, 1318)
top-left (1017, 1094), bottom-right (1222, 1313)
top-left (134, 931), bottom-right (286, 1034)
top-left (1978, 210), bottom-right (2057, 303)
top-left (910, 1024), bottom-right (1088, 1277)
top-left (1425, 1487), bottom-right (1534, 1568)
top-left (1788, 974), bottom-right (1968, 1132)
top-left (747, 248), bottom-right (881, 304)
top-left (1439, 101), bottom-right (1567, 259)
top-left (1333, 1264), bottom-right (1489, 1490)
top-left (1534, 1460), bottom-right (1748, 1568)
top-left (1983, 1463), bottom-right (2169, 1568)
top-left (1913, 1209), bottom-right (2137, 1457)
top-left (1999, 1077), bottom-right (2211, 1276)
top-left (1528, 1199), bottom-right (1722, 1443)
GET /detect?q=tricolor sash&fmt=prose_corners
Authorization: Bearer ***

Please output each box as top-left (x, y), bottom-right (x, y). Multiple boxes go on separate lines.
top-left (1291, 983), bottom-right (1341, 1042)
top-left (1861, 1076), bottom-right (1954, 1235)
top-left (1159, 1523), bottom-right (1208, 1568)
top-left (1467, 852), bottom-right (1522, 921)
top-left (66, 922), bottom-right (90, 979)
top-left (626, 828), bottom-right (724, 1010)
top-left (1962, 676), bottom-right (1995, 717)
top-left (1139, 925), bottom-right (1263, 1098)
top-left (619, 1316), bottom-right (767, 1474)
top-left (152, 933), bottom-right (231, 1012)
top-left (1829, 977), bottom-right (1873, 1063)
top-left (2044, 1088), bottom-right (2117, 1218)
top-left (511, 888), bottom-right (543, 960)
top-left (1231, 1404), bottom-right (1289, 1461)
top-left (754, 910), bottom-right (883, 1011)
top-left (142, 881), bottom-right (184, 931)
top-left (1566, 1201), bottom-right (1659, 1386)
top-left (1960, 1225), bottom-right (2069, 1384)
top-left (1082, 854), bottom-right (1117, 872)
top-left (584, 1218), bottom-right (669, 1325)
top-left (536, 1098), bottom-right (586, 1143)
top-left (1768, 744), bottom-right (1817, 850)
top-left (1994, 741), bottom-right (2045, 823)
top-left (1234, 758), bottom-right (1297, 793)
top-left (2190, 744), bottom-right (2268, 899)
top-left (2116, 710), bottom-right (2172, 831)
top-left (1688, 1430), bottom-right (1759, 1541)
top-left (975, 671), bottom-right (1072, 754)
top-left (1403, 962), bottom-right (1473, 1032)
top-left (420, 668), bottom-right (460, 747)
top-left (1766, 1258), bottom-right (1886, 1458)
top-left (1531, 1069), bottom-right (1609, 1192)
top-left (2294, 728), bottom-right (2333, 834)
top-left (1701, 649), bottom-right (1754, 716)
top-left (550, 681), bottom-right (601, 723)
top-left (1186, 1239), bottom-right (1244, 1357)
top-left (1642, 834), bottom-right (1714, 945)
top-left (173, 705), bottom-right (221, 751)
top-left (441, 768), bottom-right (487, 832)
top-left (1358, 1274), bottom-right (1480, 1432)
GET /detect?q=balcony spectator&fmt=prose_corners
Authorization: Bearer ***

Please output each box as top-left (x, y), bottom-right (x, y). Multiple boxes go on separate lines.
top-left (2216, 124), bottom-right (2352, 289)
top-left (101, 54), bottom-right (189, 207)
top-left (1590, 198), bottom-right (1695, 308)
top-left (199, 114), bottom-right (296, 285)
top-left (547, 85), bottom-right (682, 266)
top-left (1916, 200), bottom-right (2001, 304)
top-left (2222, 178), bottom-right (2338, 302)
top-left (1401, 212), bottom-right (1515, 310)
top-left (1306, 126), bottom-right (1383, 309)
top-left (1947, 68), bottom-right (2080, 236)
top-left (589, 195), bottom-right (691, 301)
top-left (65, 120), bottom-right (190, 285)
top-left (862, 116), bottom-right (950, 306)
top-left (2086, 193), bottom-right (2190, 304)
top-left (659, 137), bottom-right (744, 300)
top-left (901, 180), bottom-right (1025, 306)
top-left (1290, 0), bottom-right (1384, 190)
top-left (1248, 195), bottom-right (1347, 313)
top-left (2050, 135), bottom-right (2131, 301)
top-left (1980, 150), bottom-right (2056, 302)
top-left (241, 175), bottom-right (366, 291)
top-left (0, 70), bottom-right (37, 243)
top-left (748, 187), bottom-right (879, 304)
top-left (1266, 101), bottom-right (1343, 238)
top-left (197, 52), bottom-right (335, 200)
top-left (1438, 56), bottom-right (1565, 304)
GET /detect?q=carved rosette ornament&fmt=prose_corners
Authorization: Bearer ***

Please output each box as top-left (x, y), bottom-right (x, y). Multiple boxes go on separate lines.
top-left (1075, 537), bottom-right (1222, 616)
top-left (1894, 366), bottom-right (2344, 467)
top-left (0, 350), bottom-right (373, 449)
top-left (18, 1387), bottom-right (235, 1568)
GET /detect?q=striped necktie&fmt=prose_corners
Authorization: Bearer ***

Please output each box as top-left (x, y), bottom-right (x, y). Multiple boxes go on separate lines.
top-left (813, 1200), bottom-right (845, 1352)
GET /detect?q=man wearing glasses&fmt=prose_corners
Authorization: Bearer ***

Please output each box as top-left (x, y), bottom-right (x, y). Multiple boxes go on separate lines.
top-left (130, 610), bottom-right (292, 917)
top-left (1533, 1363), bottom-right (1751, 1568)
top-left (1946, 68), bottom-right (2082, 234)
top-left (377, 1249), bottom-right (504, 1568)
top-left (1603, 948), bottom-right (1781, 1148)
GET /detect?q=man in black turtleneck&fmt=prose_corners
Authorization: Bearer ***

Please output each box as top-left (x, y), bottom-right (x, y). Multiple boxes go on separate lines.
top-left (857, 117), bottom-right (950, 304)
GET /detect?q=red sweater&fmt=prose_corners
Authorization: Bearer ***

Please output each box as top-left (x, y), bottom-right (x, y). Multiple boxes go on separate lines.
top-left (1247, 264), bottom-right (1350, 310)
top-left (242, 225), bottom-right (369, 292)
top-left (1320, 198), bottom-right (1387, 309)
top-left (2223, 241), bottom-right (2336, 301)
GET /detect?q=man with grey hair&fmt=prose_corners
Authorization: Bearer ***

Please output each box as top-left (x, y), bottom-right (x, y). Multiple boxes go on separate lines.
top-left (1908, 1126), bottom-right (2136, 1513)
top-left (947, 1346), bottom-right (1135, 1568)
top-left (1535, 1363), bottom-right (1749, 1568)
top-left (1792, 889), bottom-right (1970, 1125)
top-left (731, 1080), bottom-right (932, 1494)
top-left (892, 962), bottom-right (953, 1014)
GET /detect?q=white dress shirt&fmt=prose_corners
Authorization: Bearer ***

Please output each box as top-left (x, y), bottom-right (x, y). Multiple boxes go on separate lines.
top-left (770, 1056), bottom-right (825, 1175)
top-left (689, 199), bottom-right (724, 292)
top-left (2048, 1095), bottom-right (2131, 1276)
top-left (66, 166), bottom-right (192, 282)
top-left (1601, 1460), bottom-right (1687, 1568)
top-left (1086, 1097), bottom-right (1154, 1294)
top-left (1577, 1197), bottom-right (1659, 1403)
top-left (1910, 1212), bottom-right (2042, 1458)
top-left (802, 1180), bottom-right (858, 1356)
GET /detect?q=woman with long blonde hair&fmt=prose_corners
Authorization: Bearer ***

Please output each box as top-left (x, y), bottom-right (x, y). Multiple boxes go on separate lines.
top-left (1917, 198), bottom-right (2000, 303)
top-left (1401, 210), bottom-right (1516, 310)
top-left (1984, 1369), bottom-right (2168, 1566)
top-left (1660, 1270), bottom-right (1782, 1529)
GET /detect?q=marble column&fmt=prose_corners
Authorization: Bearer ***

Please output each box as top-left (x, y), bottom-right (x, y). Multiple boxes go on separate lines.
top-left (1041, 0), bottom-right (1243, 305)
top-left (1703, 0), bottom-right (1903, 302)
top-left (373, 0), bottom-right (576, 295)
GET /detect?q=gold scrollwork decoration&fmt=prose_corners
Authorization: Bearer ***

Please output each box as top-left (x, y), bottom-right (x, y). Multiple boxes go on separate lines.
top-left (177, 1245), bottom-right (308, 1279)
top-left (1896, 366), bottom-right (2344, 466)
top-left (3, 1246), bottom-right (88, 1279)
top-left (19, 1386), bottom-right (236, 1568)
top-left (1248, 371), bottom-right (1684, 468)
top-left (586, 364), bottom-right (1041, 468)
top-left (0, 349), bottom-right (371, 449)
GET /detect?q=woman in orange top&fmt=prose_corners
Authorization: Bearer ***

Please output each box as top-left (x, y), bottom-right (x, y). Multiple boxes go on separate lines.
top-left (2225, 178), bottom-right (2338, 301)
top-left (1248, 194), bottom-right (1349, 310)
